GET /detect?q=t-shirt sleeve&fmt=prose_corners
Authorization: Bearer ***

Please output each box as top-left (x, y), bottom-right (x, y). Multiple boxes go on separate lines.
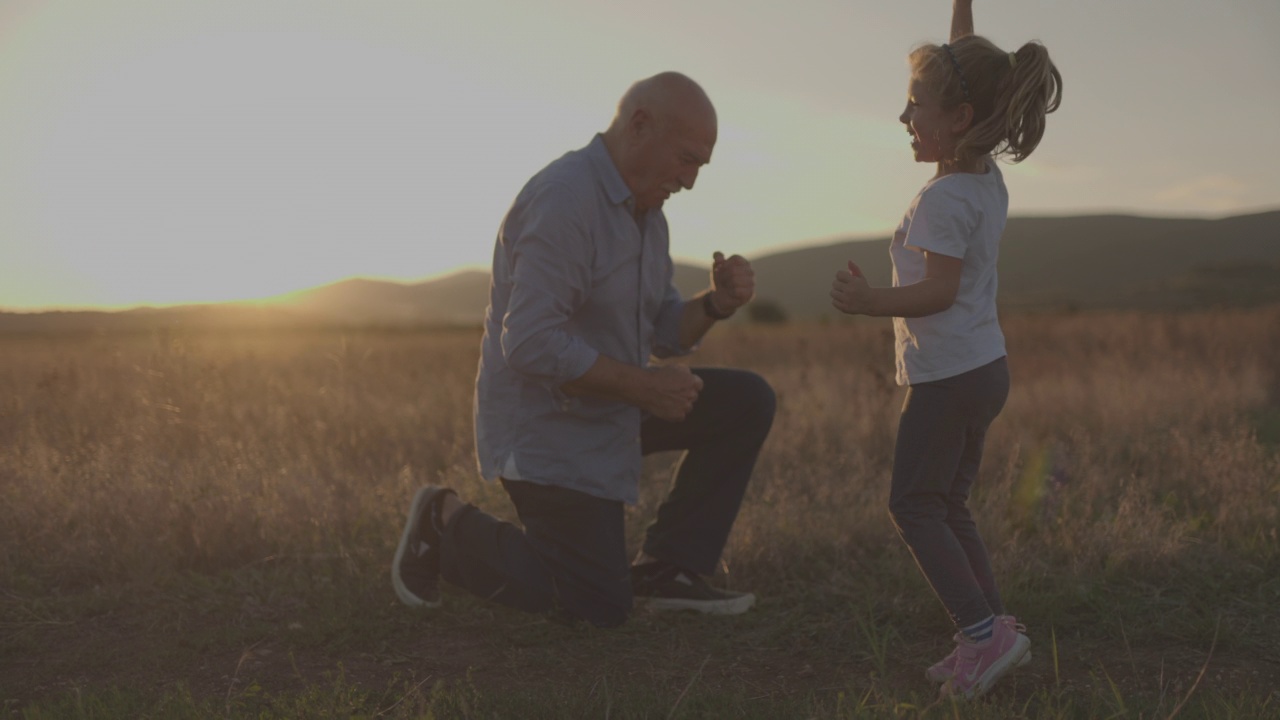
top-left (903, 182), bottom-right (979, 260)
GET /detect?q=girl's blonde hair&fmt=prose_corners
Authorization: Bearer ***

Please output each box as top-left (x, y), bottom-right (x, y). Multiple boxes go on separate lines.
top-left (909, 35), bottom-right (1062, 164)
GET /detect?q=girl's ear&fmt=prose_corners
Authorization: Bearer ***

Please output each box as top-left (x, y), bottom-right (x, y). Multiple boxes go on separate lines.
top-left (950, 103), bottom-right (975, 133)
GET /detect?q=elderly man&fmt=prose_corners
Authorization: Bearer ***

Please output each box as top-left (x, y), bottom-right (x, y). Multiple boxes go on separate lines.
top-left (392, 72), bottom-right (775, 628)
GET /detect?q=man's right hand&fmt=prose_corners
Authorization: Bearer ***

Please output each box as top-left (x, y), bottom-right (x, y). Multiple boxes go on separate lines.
top-left (637, 365), bottom-right (703, 422)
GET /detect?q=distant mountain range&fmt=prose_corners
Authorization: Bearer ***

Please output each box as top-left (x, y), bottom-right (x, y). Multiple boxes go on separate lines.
top-left (3, 210), bottom-right (1278, 333)
top-left (745, 209), bottom-right (1280, 319)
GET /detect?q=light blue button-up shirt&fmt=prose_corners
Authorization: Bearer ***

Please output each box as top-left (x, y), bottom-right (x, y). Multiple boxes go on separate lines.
top-left (473, 135), bottom-right (695, 504)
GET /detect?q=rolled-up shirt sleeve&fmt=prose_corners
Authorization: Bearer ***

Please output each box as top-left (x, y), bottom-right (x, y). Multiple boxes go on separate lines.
top-left (499, 182), bottom-right (600, 384)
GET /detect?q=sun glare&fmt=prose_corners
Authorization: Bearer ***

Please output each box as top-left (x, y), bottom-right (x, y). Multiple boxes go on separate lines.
top-left (0, 3), bottom-right (606, 311)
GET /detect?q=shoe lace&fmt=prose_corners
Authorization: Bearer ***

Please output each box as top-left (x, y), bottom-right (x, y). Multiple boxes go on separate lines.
top-left (672, 569), bottom-right (714, 591)
top-left (1001, 615), bottom-right (1027, 634)
top-left (932, 637), bottom-right (964, 669)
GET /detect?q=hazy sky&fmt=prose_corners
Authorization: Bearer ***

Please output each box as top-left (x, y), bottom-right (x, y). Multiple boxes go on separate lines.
top-left (2, 0), bottom-right (1277, 310)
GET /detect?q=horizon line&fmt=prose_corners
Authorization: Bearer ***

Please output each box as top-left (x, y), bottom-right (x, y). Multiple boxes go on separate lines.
top-left (4, 205), bottom-right (1278, 315)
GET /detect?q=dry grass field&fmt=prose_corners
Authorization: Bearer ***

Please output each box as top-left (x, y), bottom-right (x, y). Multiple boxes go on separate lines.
top-left (2, 306), bottom-right (1279, 718)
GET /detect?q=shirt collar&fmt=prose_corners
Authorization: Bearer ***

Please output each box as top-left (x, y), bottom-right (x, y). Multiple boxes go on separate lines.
top-left (586, 134), bottom-right (634, 207)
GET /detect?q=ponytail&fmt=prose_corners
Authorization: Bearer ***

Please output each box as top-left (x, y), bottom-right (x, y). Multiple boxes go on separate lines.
top-left (910, 36), bottom-right (1063, 164)
top-left (991, 42), bottom-right (1063, 162)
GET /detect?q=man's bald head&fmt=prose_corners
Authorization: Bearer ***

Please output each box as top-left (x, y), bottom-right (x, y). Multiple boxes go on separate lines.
top-left (603, 72), bottom-right (717, 212)
top-left (608, 72), bottom-right (717, 139)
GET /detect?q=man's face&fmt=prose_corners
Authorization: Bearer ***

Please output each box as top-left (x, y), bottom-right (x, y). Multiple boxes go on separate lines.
top-left (630, 114), bottom-right (716, 212)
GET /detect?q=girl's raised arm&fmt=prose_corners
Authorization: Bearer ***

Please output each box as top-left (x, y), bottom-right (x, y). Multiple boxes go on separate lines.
top-left (950, 0), bottom-right (974, 42)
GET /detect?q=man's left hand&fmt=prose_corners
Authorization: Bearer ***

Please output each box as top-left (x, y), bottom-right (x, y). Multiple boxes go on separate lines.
top-left (710, 251), bottom-right (755, 312)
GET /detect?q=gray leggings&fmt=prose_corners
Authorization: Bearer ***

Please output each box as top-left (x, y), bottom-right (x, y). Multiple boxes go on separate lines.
top-left (888, 356), bottom-right (1010, 629)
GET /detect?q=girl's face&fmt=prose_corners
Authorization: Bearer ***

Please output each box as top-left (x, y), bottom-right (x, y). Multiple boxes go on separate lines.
top-left (899, 77), bottom-right (962, 168)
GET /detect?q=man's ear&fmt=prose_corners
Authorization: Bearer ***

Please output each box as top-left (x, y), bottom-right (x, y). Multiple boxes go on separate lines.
top-left (628, 108), bottom-right (654, 143)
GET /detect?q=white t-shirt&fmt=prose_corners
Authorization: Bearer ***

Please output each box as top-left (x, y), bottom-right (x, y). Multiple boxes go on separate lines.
top-left (890, 156), bottom-right (1008, 385)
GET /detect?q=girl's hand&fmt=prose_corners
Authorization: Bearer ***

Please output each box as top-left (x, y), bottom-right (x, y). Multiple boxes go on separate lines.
top-left (951, 0), bottom-right (974, 41)
top-left (830, 261), bottom-right (873, 315)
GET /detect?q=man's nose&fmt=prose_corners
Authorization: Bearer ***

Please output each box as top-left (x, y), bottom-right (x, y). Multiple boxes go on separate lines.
top-left (680, 167), bottom-right (699, 190)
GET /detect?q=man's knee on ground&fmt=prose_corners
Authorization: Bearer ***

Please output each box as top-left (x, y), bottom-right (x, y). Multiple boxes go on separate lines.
top-left (565, 592), bottom-right (632, 629)
top-left (582, 603), bottom-right (630, 629)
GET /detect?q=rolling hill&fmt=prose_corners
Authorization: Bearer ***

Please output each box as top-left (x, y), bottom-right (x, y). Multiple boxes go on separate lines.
top-left (2, 210), bottom-right (1278, 333)
top-left (747, 209), bottom-right (1280, 319)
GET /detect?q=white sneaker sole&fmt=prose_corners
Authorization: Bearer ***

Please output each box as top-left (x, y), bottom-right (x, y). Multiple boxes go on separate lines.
top-left (391, 486), bottom-right (444, 609)
top-left (966, 633), bottom-right (1032, 699)
top-left (644, 592), bottom-right (756, 615)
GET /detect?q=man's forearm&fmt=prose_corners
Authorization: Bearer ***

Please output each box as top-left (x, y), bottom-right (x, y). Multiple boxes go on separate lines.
top-left (558, 353), bottom-right (702, 423)
top-left (559, 353), bottom-right (648, 404)
top-left (676, 291), bottom-right (727, 348)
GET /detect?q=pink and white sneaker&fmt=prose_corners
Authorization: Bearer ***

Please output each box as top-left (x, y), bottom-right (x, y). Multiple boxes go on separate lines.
top-left (926, 615), bottom-right (1031, 683)
top-left (938, 616), bottom-right (1032, 699)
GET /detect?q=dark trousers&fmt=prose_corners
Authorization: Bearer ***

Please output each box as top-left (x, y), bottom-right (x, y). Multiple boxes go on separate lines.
top-left (439, 367), bottom-right (775, 627)
top-left (888, 357), bottom-right (1010, 629)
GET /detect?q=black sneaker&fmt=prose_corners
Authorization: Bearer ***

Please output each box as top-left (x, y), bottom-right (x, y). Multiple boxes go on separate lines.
top-left (631, 562), bottom-right (756, 615)
top-left (391, 486), bottom-right (452, 608)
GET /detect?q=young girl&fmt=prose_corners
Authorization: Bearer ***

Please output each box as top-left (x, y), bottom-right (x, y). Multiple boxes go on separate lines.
top-left (829, 0), bottom-right (1062, 700)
